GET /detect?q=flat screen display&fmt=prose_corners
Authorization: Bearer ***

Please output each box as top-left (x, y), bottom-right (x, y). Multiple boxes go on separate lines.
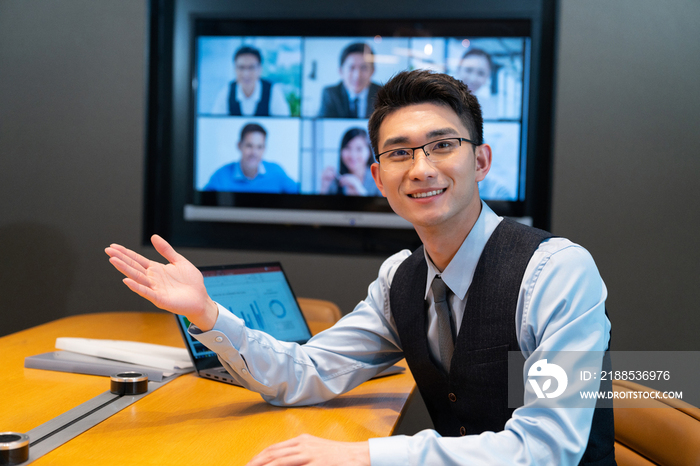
top-left (144, 3), bottom-right (557, 253)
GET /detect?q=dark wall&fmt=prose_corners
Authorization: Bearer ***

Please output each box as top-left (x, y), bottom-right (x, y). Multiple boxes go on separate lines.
top-left (1, 0), bottom-right (698, 354)
top-left (552, 1), bottom-right (700, 350)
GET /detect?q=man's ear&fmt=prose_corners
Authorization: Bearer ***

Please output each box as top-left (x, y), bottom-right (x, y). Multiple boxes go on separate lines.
top-left (474, 144), bottom-right (492, 183)
top-left (370, 163), bottom-right (386, 197)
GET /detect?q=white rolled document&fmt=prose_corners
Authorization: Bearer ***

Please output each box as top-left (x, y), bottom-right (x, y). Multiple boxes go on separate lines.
top-left (55, 337), bottom-right (193, 371)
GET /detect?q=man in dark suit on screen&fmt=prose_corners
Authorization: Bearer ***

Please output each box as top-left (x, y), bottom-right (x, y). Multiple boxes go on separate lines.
top-left (318, 42), bottom-right (381, 119)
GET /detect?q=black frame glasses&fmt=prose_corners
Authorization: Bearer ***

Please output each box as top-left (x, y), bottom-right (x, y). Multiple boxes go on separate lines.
top-left (375, 137), bottom-right (477, 169)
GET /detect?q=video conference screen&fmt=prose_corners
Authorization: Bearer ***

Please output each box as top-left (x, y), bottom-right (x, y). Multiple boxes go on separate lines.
top-left (193, 34), bottom-right (530, 202)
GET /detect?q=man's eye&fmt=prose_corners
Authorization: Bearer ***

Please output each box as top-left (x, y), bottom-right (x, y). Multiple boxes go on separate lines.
top-left (434, 140), bottom-right (459, 151)
top-left (388, 149), bottom-right (411, 158)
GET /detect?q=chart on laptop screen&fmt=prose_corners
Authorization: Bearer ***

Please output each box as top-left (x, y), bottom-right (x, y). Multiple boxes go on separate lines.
top-left (202, 265), bottom-right (311, 343)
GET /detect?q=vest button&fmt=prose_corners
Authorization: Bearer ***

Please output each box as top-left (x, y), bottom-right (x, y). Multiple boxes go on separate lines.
top-left (448, 393), bottom-right (457, 402)
top-left (459, 426), bottom-right (466, 436)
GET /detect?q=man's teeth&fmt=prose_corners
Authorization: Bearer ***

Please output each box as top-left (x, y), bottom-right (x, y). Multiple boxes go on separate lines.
top-left (410, 189), bottom-right (445, 198)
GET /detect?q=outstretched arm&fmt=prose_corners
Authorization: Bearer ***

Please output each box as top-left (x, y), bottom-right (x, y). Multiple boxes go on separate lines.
top-left (105, 234), bottom-right (218, 330)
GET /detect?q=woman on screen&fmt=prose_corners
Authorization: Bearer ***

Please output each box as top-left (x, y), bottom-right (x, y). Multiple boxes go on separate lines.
top-left (320, 127), bottom-right (381, 197)
top-left (456, 48), bottom-right (497, 119)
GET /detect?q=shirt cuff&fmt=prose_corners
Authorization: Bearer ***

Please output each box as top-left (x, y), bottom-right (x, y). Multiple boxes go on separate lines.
top-left (188, 302), bottom-right (246, 348)
top-left (368, 436), bottom-right (409, 466)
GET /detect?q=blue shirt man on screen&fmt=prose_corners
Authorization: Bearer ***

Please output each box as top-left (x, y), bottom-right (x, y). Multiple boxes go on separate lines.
top-left (107, 70), bottom-right (614, 466)
top-left (204, 123), bottom-right (298, 194)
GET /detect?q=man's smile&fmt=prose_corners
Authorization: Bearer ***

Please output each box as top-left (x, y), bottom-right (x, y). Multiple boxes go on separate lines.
top-left (409, 188), bottom-right (446, 199)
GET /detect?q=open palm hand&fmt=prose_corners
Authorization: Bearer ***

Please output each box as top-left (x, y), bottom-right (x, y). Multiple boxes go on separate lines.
top-left (105, 235), bottom-right (218, 329)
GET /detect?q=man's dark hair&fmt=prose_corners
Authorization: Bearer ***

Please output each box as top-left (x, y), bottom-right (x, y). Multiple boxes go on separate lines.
top-left (239, 123), bottom-right (266, 142)
top-left (234, 46), bottom-right (262, 64)
top-left (339, 127), bottom-right (372, 175)
top-left (339, 42), bottom-right (374, 67)
top-left (367, 70), bottom-right (483, 159)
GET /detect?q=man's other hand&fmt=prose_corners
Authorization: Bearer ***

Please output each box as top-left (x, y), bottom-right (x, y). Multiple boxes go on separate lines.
top-left (246, 434), bottom-right (370, 466)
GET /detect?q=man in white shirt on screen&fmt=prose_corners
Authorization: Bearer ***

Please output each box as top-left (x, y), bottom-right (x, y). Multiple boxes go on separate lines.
top-left (106, 70), bottom-right (614, 466)
top-left (211, 45), bottom-right (291, 117)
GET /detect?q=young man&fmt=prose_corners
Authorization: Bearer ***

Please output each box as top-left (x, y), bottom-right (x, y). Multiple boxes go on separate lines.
top-left (107, 70), bottom-right (614, 465)
top-left (211, 46), bottom-right (291, 117)
top-left (204, 123), bottom-right (298, 194)
top-left (318, 42), bottom-right (381, 119)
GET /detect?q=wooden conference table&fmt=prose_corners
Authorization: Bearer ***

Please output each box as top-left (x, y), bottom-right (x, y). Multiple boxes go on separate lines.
top-left (0, 312), bottom-right (416, 465)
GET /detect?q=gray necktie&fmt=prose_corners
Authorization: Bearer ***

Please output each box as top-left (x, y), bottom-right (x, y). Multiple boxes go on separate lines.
top-left (432, 276), bottom-right (455, 372)
top-left (350, 97), bottom-right (359, 118)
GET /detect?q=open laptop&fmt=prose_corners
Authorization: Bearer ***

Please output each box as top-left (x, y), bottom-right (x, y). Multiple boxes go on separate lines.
top-left (176, 262), bottom-right (311, 385)
top-left (176, 262), bottom-right (403, 386)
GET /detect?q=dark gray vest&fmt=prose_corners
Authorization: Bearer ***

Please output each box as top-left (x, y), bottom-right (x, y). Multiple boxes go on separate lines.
top-left (228, 79), bottom-right (272, 116)
top-left (390, 218), bottom-right (615, 465)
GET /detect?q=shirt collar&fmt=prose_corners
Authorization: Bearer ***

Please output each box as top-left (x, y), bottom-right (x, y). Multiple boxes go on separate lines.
top-left (235, 79), bottom-right (261, 103)
top-left (423, 201), bottom-right (503, 300)
top-left (232, 161), bottom-right (266, 180)
top-left (345, 86), bottom-right (369, 101)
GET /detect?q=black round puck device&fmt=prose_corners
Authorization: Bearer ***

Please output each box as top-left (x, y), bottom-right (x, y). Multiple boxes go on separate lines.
top-left (110, 372), bottom-right (148, 395)
top-left (0, 432), bottom-right (29, 465)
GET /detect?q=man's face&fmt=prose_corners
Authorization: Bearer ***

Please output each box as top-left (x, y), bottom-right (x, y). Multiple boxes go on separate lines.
top-left (234, 53), bottom-right (262, 94)
top-left (371, 103), bottom-right (491, 235)
top-left (238, 131), bottom-right (266, 175)
top-left (457, 55), bottom-right (491, 93)
top-left (339, 52), bottom-right (374, 95)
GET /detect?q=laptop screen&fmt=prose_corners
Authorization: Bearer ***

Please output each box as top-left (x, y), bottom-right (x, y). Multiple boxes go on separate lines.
top-left (177, 263), bottom-right (312, 361)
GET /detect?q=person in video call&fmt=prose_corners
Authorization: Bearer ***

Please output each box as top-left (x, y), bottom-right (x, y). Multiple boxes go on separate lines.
top-left (457, 48), bottom-right (511, 199)
top-left (106, 70), bottom-right (614, 465)
top-left (318, 42), bottom-right (381, 119)
top-left (456, 48), bottom-right (497, 119)
top-left (211, 45), bottom-right (291, 117)
top-left (204, 123), bottom-right (297, 194)
top-left (320, 127), bottom-right (381, 196)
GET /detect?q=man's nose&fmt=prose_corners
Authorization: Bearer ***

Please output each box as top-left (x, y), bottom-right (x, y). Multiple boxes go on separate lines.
top-left (407, 148), bottom-right (438, 179)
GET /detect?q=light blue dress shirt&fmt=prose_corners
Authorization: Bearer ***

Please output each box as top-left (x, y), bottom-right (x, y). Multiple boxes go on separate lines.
top-left (190, 202), bottom-right (611, 465)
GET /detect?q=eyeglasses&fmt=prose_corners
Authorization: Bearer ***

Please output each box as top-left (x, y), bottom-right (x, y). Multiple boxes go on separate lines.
top-left (235, 64), bottom-right (260, 72)
top-left (375, 137), bottom-right (477, 171)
